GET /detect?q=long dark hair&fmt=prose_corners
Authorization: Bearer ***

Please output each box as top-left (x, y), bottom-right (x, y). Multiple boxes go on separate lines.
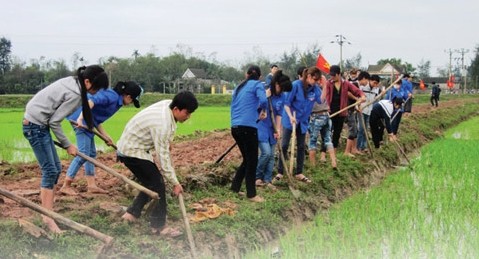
top-left (76, 65), bottom-right (109, 129)
top-left (270, 70), bottom-right (292, 95)
top-left (300, 67), bottom-right (321, 97)
top-left (234, 65), bottom-right (261, 97)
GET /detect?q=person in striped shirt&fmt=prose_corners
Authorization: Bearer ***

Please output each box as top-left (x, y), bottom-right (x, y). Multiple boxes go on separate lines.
top-left (117, 91), bottom-right (198, 237)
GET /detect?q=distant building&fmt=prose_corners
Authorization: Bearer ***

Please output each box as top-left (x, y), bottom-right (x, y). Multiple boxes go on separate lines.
top-left (180, 68), bottom-right (232, 94)
top-left (367, 63), bottom-right (403, 80)
top-left (182, 68), bottom-right (208, 80)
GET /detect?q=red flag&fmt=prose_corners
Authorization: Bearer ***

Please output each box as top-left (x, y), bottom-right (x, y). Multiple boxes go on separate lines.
top-left (447, 75), bottom-right (455, 88)
top-left (316, 53), bottom-right (330, 74)
top-left (419, 79), bottom-right (425, 90)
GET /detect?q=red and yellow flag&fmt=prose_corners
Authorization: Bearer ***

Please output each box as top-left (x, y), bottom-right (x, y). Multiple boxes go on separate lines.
top-left (316, 53), bottom-right (330, 74)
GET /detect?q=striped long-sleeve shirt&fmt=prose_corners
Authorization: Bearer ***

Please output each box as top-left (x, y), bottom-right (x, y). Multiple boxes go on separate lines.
top-left (117, 100), bottom-right (179, 185)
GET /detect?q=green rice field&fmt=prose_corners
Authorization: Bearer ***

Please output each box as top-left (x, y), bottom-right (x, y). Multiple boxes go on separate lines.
top-left (0, 106), bottom-right (230, 163)
top-left (247, 116), bottom-right (479, 258)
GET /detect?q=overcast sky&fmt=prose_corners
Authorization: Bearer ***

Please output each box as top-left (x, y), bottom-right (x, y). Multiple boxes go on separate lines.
top-left (1, 0), bottom-right (478, 76)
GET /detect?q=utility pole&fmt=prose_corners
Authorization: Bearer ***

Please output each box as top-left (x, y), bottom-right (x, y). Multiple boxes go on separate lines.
top-left (331, 34), bottom-right (351, 72)
top-left (456, 48), bottom-right (470, 93)
top-left (444, 48), bottom-right (454, 79)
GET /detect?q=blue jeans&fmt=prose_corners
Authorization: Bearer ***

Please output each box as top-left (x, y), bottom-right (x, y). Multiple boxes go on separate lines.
top-left (357, 113), bottom-right (370, 150)
top-left (255, 141), bottom-right (275, 183)
top-left (308, 114), bottom-right (333, 151)
top-left (66, 128), bottom-right (96, 178)
top-left (22, 120), bottom-right (61, 189)
top-left (278, 125), bottom-right (306, 175)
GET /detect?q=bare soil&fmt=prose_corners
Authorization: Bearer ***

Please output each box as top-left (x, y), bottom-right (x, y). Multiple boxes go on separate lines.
top-left (0, 99), bottom-right (468, 257)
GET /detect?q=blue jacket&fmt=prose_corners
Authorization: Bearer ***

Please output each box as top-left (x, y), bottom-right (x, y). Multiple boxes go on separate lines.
top-left (385, 86), bottom-right (408, 101)
top-left (282, 80), bottom-right (322, 134)
top-left (257, 93), bottom-right (285, 144)
top-left (401, 79), bottom-right (413, 95)
top-left (67, 89), bottom-right (123, 137)
top-left (231, 80), bottom-right (268, 128)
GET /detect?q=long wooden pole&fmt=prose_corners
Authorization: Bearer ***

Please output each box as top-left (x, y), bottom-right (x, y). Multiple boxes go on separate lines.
top-left (390, 95), bottom-right (411, 123)
top-left (69, 120), bottom-right (118, 150)
top-left (0, 187), bottom-right (113, 245)
top-left (54, 141), bottom-right (159, 200)
top-left (362, 75), bottom-right (404, 110)
top-left (329, 100), bottom-right (362, 119)
top-left (392, 139), bottom-right (410, 164)
top-left (268, 98), bottom-right (300, 198)
top-left (178, 193), bottom-right (198, 259)
top-left (358, 111), bottom-right (375, 159)
top-left (289, 112), bottom-right (297, 178)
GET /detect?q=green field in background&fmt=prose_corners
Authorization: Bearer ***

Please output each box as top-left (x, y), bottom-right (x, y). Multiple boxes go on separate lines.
top-left (0, 106), bottom-right (230, 163)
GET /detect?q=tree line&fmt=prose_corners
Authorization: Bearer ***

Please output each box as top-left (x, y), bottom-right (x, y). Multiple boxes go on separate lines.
top-left (1, 36), bottom-right (478, 94)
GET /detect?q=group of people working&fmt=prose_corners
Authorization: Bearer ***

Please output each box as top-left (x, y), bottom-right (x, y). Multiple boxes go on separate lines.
top-left (22, 63), bottom-right (413, 236)
top-left (230, 64), bottom-right (412, 203)
top-left (23, 64), bottom-right (197, 236)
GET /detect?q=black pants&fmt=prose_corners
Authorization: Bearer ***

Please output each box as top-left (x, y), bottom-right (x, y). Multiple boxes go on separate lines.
top-left (231, 126), bottom-right (258, 198)
top-left (430, 95), bottom-right (438, 107)
top-left (403, 98), bottom-right (413, 113)
top-left (331, 116), bottom-right (346, 148)
top-left (369, 110), bottom-right (384, 148)
top-left (119, 156), bottom-right (167, 228)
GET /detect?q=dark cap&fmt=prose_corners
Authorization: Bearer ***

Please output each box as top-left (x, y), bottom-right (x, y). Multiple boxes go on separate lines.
top-left (123, 81), bottom-right (144, 108)
top-left (329, 65), bottom-right (341, 76)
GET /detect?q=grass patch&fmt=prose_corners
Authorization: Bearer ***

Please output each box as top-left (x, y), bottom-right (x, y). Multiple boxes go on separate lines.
top-left (246, 114), bottom-right (479, 258)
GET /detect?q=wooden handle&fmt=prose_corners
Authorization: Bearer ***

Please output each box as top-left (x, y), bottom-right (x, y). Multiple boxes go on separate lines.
top-left (54, 141), bottom-right (159, 200)
top-left (0, 187), bottom-right (113, 244)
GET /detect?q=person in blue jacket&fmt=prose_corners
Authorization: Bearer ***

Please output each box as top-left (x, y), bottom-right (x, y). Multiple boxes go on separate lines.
top-left (255, 70), bottom-right (292, 189)
top-left (230, 65), bottom-right (268, 202)
top-left (401, 73), bottom-right (414, 112)
top-left (274, 66), bottom-right (323, 184)
top-left (385, 78), bottom-right (408, 135)
top-left (60, 81), bottom-right (143, 196)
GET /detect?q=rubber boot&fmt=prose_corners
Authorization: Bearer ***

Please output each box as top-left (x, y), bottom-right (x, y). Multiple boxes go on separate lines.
top-left (59, 176), bottom-right (77, 196)
top-left (86, 176), bottom-right (108, 194)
